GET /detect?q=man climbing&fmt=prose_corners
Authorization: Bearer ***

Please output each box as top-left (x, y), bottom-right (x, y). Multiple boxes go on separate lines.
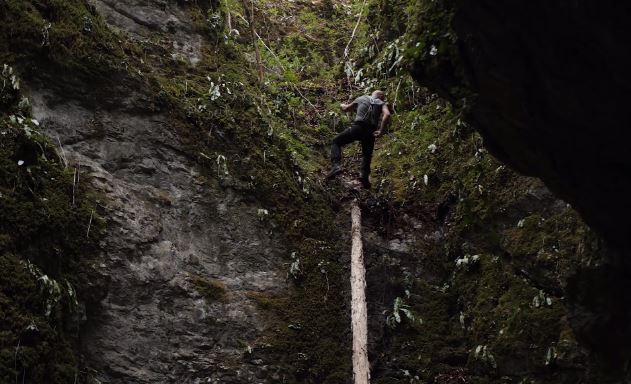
top-left (326, 90), bottom-right (391, 189)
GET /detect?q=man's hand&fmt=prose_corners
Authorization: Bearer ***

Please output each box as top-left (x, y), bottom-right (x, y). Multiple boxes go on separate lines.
top-left (373, 130), bottom-right (383, 138)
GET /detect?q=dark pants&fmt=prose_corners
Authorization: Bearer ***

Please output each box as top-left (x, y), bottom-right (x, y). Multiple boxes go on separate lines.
top-left (331, 121), bottom-right (375, 180)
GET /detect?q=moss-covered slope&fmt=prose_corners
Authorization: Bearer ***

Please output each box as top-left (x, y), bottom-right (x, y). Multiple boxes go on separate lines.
top-left (339, 1), bottom-right (626, 382)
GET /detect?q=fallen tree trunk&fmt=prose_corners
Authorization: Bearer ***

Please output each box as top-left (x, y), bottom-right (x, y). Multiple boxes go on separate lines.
top-left (350, 200), bottom-right (370, 384)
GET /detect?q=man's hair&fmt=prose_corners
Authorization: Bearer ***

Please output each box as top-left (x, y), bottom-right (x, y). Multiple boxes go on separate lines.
top-left (371, 90), bottom-right (385, 100)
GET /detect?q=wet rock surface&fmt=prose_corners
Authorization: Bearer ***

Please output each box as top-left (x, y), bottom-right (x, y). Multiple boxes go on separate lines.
top-left (89, 0), bottom-right (204, 64)
top-left (19, 3), bottom-right (287, 381)
top-left (31, 85), bottom-right (285, 383)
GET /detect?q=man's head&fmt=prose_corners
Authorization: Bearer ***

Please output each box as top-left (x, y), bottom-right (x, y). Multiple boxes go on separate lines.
top-left (371, 90), bottom-right (385, 101)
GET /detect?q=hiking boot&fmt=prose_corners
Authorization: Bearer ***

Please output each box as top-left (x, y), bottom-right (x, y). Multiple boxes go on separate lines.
top-left (358, 177), bottom-right (371, 189)
top-left (326, 164), bottom-right (343, 179)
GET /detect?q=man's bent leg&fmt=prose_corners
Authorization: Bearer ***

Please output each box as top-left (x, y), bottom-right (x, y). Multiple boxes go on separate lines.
top-left (360, 135), bottom-right (375, 188)
top-left (331, 125), bottom-right (360, 165)
top-left (327, 126), bottom-right (360, 179)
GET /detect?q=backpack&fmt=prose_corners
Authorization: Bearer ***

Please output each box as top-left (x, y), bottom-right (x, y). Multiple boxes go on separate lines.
top-left (367, 96), bottom-right (384, 128)
top-left (357, 96), bottom-right (384, 128)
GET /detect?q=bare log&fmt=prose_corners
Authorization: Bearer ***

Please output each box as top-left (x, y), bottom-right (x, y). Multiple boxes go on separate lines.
top-left (350, 200), bottom-right (370, 384)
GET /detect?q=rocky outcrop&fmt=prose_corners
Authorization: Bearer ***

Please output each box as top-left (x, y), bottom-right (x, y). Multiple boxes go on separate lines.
top-left (408, 1), bottom-right (631, 361)
top-left (25, 2), bottom-right (289, 380)
top-left (31, 80), bottom-right (285, 383)
top-left (88, 0), bottom-right (205, 64)
top-left (411, 2), bottom-right (631, 251)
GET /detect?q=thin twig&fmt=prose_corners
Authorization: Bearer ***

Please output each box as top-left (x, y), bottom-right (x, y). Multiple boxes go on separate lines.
top-left (254, 31), bottom-right (320, 116)
top-left (345, 61), bottom-right (355, 99)
top-left (198, 151), bottom-right (213, 161)
top-left (56, 136), bottom-right (68, 169)
top-left (291, 84), bottom-right (320, 116)
top-left (36, 142), bottom-right (48, 161)
top-left (235, 13), bottom-right (248, 25)
top-left (254, 31), bottom-right (285, 71)
top-left (344, 0), bottom-right (368, 58)
top-left (392, 77), bottom-right (402, 114)
top-left (72, 168), bottom-right (77, 207)
top-left (86, 209), bottom-right (94, 238)
top-left (411, 84), bottom-right (416, 107)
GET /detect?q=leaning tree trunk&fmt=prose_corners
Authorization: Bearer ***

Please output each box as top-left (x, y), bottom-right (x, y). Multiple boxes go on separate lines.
top-left (350, 200), bottom-right (370, 384)
top-left (241, 0), bottom-right (264, 83)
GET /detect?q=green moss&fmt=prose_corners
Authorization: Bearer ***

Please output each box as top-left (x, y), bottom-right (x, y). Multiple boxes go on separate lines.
top-left (502, 215), bottom-right (549, 262)
top-left (191, 276), bottom-right (226, 302)
top-left (0, 70), bottom-right (104, 381)
top-left (0, 123), bottom-right (103, 274)
top-left (452, 256), bottom-right (565, 374)
top-left (137, 1), bottom-right (359, 380)
top-left (0, 0), bottom-right (131, 79)
top-left (362, 0), bottom-right (474, 110)
top-left (249, 202), bottom-right (351, 381)
top-left (0, 253), bottom-right (80, 383)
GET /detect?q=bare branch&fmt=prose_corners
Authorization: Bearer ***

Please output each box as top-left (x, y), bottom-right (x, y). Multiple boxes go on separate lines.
top-left (56, 136), bottom-right (68, 169)
top-left (86, 209), bottom-right (94, 238)
top-left (254, 31), bottom-right (320, 116)
top-left (344, 0), bottom-right (368, 58)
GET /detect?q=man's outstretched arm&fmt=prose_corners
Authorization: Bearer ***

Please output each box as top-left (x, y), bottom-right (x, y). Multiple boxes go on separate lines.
top-left (341, 101), bottom-right (357, 112)
top-left (374, 104), bottom-right (392, 137)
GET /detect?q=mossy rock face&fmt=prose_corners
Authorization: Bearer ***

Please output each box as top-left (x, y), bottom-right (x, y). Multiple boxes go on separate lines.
top-left (454, 256), bottom-right (566, 377)
top-left (0, 128), bottom-right (99, 274)
top-left (3, 0), bottom-right (356, 380)
top-left (0, 67), bottom-right (104, 382)
top-left (0, 0), bottom-right (128, 78)
top-left (387, 0), bottom-right (631, 268)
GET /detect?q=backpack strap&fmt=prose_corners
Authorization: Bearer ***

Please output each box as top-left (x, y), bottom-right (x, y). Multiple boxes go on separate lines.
top-left (368, 97), bottom-right (384, 127)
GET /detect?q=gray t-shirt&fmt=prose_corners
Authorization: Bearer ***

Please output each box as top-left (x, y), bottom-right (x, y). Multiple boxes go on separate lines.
top-left (354, 95), bottom-right (385, 127)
